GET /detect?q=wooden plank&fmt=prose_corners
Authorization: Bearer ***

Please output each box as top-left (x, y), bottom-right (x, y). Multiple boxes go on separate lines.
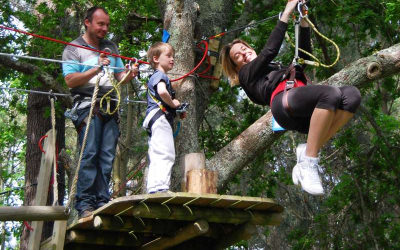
top-left (140, 219), bottom-right (209, 250)
top-left (0, 206), bottom-right (67, 221)
top-left (28, 129), bottom-right (56, 250)
top-left (131, 203), bottom-right (282, 225)
top-left (70, 193), bottom-right (282, 218)
top-left (186, 169), bottom-right (217, 194)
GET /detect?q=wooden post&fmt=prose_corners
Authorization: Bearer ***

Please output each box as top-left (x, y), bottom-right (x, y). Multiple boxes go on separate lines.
top-left (182, 153), bottom-right (218, 194)
top-left (28, 130), bottom-right (56, 250)
top-left (186, 169), bottom-right (217, 194)
top-left (40, 221), bottom-right (67, 250)
top-left (140, 219), bottom-right (209, 250)
top-left (181, 152), bottom-right (205, 191)
top-left (181, 152), bottom-right (218, 194)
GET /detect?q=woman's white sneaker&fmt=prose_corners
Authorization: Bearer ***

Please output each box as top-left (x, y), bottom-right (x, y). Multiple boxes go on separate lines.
top-left (292, 159), bottom-right (324, 196)
top-left (296, 143), bottom-right (307, 163)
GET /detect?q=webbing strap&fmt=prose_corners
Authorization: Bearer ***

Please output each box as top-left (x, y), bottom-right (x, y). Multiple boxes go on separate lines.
top-left (146, 109), bottom-right (164, 137)
top-left (282, 64), bottom-right (296, 115)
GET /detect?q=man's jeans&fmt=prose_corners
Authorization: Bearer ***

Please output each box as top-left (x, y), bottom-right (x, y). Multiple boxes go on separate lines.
top-left (74, 111), bottom-right (119, 214)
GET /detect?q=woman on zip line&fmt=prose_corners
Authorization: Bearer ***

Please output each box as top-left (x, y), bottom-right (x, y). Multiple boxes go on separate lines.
top-left (220, 0), bottom-right (361, 195)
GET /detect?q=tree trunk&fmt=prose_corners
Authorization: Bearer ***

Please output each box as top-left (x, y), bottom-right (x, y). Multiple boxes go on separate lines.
top-left (161, 0), bottom-right (199, 190)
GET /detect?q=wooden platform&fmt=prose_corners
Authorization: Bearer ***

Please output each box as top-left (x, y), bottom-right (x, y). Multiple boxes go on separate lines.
top-left (63, 192), bottom-right (284, 250)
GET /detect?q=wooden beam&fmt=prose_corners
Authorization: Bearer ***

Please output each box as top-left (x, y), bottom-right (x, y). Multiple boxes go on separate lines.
top-left (93, 215), bottom-right (183, 234)
top-left (210, 62), bottom-right (222, 90)
top-left (28, 130), bottom-right (56, 250)
top-left (0, 206), bottom-right (67, 221)
top-left (214, 222), bottom-right (257, 249)
top-left (66, 230), bottom-right (141, 247)
top-left (131, 204), bottom-right (282, 225)
top-left (140, 219), bottom-right (209, 250)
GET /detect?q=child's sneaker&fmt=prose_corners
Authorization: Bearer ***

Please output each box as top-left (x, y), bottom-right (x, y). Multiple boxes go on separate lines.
top-left (292, 158), bottom-right (324, 196)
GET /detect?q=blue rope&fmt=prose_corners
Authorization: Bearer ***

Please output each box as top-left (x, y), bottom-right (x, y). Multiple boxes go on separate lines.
top-left (173, 121), bottom-right (181, 138)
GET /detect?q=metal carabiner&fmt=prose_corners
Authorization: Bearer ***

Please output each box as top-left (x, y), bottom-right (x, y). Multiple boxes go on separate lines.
top-left (297, 1), bottom-right (308, 19)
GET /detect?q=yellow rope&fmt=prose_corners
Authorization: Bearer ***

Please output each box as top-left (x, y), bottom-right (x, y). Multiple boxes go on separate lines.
top-left (286, 16), bottom-right (340, 68)
top-left (65, 74), bottom-right (101, 213)
top-left (50, 97), bottom-right (58, 206)
top-left (99, 68), bottom-right (132, 115)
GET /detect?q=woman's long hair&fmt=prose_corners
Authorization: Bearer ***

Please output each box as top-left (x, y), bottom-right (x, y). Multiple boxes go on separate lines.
top-left (220, 39), bottom-right (253, 87)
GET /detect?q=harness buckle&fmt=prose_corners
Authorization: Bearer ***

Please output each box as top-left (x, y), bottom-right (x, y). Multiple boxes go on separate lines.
top-left (285, 80), bottom-right (296, 90)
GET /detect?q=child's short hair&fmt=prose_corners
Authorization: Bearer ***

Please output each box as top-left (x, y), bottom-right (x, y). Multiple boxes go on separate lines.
top-left (147, 42), bottom-right (175, 69)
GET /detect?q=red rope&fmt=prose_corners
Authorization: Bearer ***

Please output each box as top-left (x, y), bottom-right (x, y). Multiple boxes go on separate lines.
top-left (111, 161), bottom-right (147, 198)
top-left (0, 25), bottom-right (218, 82)
top-left (23, 221), bottom-right (34, 231)
top-left (0, 25), bottom-right (149, 64)
top-left (171, 40), bottom-right (209, 82)
top-left (38, 135), bottom-right (48, 153)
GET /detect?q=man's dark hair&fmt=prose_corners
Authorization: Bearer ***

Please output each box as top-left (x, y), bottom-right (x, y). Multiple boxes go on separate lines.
top-left (84, 6), bottom-right (108, 30)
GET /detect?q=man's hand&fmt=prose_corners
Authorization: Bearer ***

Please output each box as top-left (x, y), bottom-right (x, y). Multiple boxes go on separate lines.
top-left (98, 53), bottom-right (110, 72)
top-left (116, 62), bottom-right (139, 83)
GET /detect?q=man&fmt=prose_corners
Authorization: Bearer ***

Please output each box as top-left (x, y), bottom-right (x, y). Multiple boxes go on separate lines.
top-left (62, 6), bottom-right (138, 218)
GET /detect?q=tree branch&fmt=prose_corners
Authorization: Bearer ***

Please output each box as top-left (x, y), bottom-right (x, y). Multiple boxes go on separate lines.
top-left (0, 56), bottom-right (72, 106)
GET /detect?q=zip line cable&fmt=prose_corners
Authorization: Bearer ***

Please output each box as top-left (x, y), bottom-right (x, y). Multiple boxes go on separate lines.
top-left (205, 14), bottom-right (280, 40)
top-left (0, 51), bottom-right (195, 78)
top-left (0, 86), bottom-right (147, 104)
top-left (0, 52), bottom-right (125, 71)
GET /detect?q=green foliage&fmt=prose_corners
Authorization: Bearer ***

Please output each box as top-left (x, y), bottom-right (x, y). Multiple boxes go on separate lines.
top-left (1, 0), bottom-right (400, 248)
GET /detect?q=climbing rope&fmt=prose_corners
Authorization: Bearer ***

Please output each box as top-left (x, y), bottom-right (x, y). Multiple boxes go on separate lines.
top-left (99, 62), bottom-right (135, 115)
top-left (285, 3), bottom-right (340, 68)
top-left (65, 72), bottom-right (102, 213)
top-left (49, 94), bottom-right (59, 206)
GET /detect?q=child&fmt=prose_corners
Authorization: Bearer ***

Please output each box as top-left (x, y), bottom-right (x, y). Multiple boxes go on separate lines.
top-left (143, 42), bottom-right (182, 194)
